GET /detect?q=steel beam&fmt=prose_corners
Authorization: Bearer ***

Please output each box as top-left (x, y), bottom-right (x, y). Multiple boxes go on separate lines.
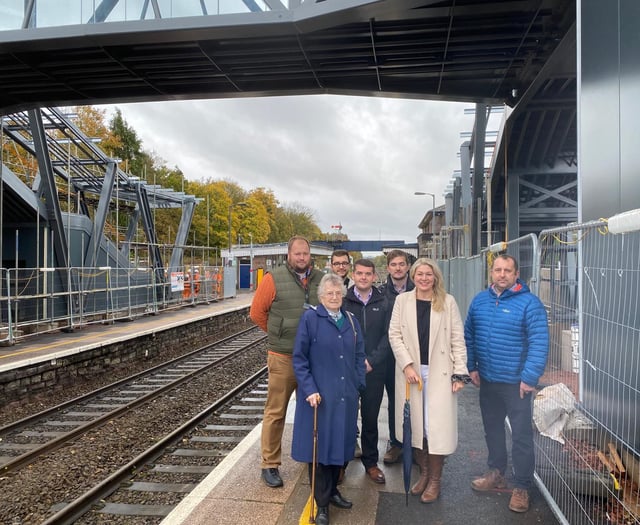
top-left (83, 161), bottom-right (116, 269)
top-left (28, 109), bottom-right (69, 272)
top-left (169, 198), bottom-right (196, 274)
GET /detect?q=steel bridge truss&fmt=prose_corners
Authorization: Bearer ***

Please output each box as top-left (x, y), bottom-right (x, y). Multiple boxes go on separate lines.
top-left (1, 107), bottom-right (200, 306)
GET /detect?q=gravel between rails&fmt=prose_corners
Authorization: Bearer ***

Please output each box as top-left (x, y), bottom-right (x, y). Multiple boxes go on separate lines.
top-left (0, 325), bottom-right (265, 525)
top-left (0, 322), bottom-right (254, 427)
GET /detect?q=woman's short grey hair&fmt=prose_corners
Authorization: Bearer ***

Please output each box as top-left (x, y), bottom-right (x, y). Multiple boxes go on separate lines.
top-left (318, 273), bottom-right (346, 297)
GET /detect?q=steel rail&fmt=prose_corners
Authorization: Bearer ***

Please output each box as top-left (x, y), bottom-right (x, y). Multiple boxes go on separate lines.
top-left (41, 366), bottom-right (268, 525)
top-left (0, 327), bottom-right (265, 474)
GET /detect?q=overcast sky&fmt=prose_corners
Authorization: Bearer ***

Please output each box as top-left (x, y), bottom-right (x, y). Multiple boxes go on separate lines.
top-left (101, 96), bottom-right (471, 244)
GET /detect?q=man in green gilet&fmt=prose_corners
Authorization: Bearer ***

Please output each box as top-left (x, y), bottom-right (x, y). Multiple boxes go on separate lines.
top-left (250, 235), bottom-right (324, 488)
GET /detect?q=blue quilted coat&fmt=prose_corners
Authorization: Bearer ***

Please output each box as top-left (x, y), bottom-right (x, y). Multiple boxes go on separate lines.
top-left (291, 305), bottom-right (366, 466)
top-left (464, 279), bottom-right (549, 387)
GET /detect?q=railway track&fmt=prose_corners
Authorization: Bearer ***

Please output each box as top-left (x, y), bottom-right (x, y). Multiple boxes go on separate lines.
top-left (48, 368), bottom-right (268, 524)
top-left (0, 326), bottom-right (265, 475)
top-left (0, 326), bottom-right (269, 525)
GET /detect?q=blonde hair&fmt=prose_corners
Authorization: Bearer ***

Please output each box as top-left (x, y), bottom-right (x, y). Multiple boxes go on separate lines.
top-left (409, 258), bottom-right (446, 311)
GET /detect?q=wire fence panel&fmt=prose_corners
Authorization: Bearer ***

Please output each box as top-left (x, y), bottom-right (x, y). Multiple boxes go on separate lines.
top-left (446, 255), bottom-right (484, 318)
top-left (446, 219), bottom-right (639, 524)
top-left (535, 221), bottom-right (639, 525)
top-left (0, 264), bottom-right (225, 342)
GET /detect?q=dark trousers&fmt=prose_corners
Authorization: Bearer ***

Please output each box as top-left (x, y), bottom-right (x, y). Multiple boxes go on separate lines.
top-left (384, 354), bottom-right (401, 447)
top-left (479, 381), bottom-right (535, 489)
top-left (360, 366), bottom-right (386, 469)
top-left (308, 463), bottom-right (341, 507)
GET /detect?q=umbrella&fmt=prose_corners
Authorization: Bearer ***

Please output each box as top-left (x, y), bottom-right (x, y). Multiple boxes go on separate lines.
top-left (402, 379), bottom-right (422, 505)
top-left (299, 394), bottom-right (321, 524)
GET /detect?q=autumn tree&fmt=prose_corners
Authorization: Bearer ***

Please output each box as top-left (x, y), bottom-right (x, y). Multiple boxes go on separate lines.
top-left (1, 104), bottom-right (325, 251)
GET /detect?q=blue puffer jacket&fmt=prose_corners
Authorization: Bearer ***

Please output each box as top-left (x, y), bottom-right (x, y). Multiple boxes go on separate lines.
top-left (464, 279), bottom-right (549, 387)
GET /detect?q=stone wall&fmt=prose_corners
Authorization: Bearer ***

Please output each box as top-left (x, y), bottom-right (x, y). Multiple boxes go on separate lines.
top-left (0, 307), bottom-right (251, 403)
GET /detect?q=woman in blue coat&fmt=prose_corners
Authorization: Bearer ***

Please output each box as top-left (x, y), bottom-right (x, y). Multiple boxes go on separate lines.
top-left (292, 272), bottom-right (366, 525)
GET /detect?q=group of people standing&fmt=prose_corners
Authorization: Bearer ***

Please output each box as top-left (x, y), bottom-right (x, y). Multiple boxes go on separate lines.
top-left (249, 236), bottom-right (549, 525)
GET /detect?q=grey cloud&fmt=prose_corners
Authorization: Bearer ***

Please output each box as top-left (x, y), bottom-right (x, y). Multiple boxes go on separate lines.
top-left (102, 96), bottom-right (469, 244)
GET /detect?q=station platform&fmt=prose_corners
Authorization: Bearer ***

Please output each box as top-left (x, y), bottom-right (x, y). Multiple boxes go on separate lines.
top-left (0, 293), bottom-right (254, 374)
top-left (0, 293), bottom-right (561, 524)
top-left (160, 387), bottom-right (560, 525)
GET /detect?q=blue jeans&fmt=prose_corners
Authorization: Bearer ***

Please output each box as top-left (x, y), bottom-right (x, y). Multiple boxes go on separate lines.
top-left (479, 381), bottom-right (534, 489)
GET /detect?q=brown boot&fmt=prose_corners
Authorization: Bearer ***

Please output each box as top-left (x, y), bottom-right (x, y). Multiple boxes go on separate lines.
top-left (420, 454), bottom-right (444, 503)
top-left (410, 441), bottom-right (429, 495)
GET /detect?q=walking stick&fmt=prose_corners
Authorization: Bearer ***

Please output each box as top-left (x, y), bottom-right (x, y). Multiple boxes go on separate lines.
top-left (299, 394), bottom-right (322, 525)
top-left (309, 394), bottom-right (321, 523)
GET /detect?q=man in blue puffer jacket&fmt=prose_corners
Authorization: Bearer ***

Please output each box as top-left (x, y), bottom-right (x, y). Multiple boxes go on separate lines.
top-left (464, 254), bottom-right (548, 514)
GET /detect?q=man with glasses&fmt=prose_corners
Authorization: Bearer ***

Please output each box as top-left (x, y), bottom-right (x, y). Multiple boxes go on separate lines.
top-left (379, 249), bottom-right (415, 465)
top-left (330, 250), bottom-right (359, 464)
top-left (330, 249), bottom-right (354, 289)
top-left (343, 258), bottom-right (390, 484)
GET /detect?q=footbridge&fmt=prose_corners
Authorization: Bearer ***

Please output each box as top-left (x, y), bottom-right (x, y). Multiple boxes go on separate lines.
top-left (0, 0), bottom-right (578, 257)
top-left (0, 0), bottom-right (591, 336)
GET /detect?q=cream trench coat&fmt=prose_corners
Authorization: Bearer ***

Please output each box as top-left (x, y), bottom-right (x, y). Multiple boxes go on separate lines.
top-left (388, 290), bottom-right (468, 454)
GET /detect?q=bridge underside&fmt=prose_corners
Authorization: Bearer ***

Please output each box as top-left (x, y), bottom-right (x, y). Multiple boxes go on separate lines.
top-left (0, 0), bottom-right (578, 259)
top-left (0, 0), bottom-right (574, 113)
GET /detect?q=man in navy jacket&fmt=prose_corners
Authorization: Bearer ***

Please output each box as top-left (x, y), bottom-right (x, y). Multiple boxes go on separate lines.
top-left (343, 258), bottom-right (390, 484)
top-left (465, 254), bottom-right (549, 514)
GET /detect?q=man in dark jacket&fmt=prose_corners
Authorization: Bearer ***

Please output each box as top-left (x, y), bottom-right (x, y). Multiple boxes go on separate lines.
top-left (379, 249), bottom-right (415, 464)
top-left (465, 254), bottom-right (549, 513)
top-left (343, 258), bottom-right (390, 484)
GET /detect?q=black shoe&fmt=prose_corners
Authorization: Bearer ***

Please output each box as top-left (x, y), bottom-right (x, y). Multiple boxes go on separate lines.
top-left (261, 468), bottom-right (283, 488)
top-left (329, 491), bottom-right (353, 509)
top-left (316, 506), bottom-right (329, 525)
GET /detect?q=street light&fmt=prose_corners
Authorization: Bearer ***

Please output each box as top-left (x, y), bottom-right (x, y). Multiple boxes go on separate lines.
top-left (248, 232), bottom-right (254, 290)
top-left (228, 202), bottom-right (248, 264)
top-left (414, 191), bottom-right (436, 259)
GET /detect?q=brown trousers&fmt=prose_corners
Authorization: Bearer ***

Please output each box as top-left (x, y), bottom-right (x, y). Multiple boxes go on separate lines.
top-left (261, 352), bottom-right (297, 468)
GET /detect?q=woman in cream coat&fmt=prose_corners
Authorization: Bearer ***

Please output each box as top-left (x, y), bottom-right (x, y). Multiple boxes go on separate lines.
top-left (388, 258), bottom-right (469, 504)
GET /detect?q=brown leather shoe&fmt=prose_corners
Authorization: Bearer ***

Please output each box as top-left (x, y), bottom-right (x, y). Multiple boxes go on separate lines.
top-left (509, 488), bottom-right (530, 512)
top-left (471, 468), bottom-right (506, 491)
top-left (383, 444), bottom-right (403, 464)
top-left (366, 465), bottom-right (386, 484)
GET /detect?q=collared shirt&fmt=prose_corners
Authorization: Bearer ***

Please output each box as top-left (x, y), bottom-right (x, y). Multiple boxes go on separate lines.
top-left (327, 309), bottom-right (343, 323)
top-left (296, 268), bottom-right (311, 287)
top-left (393, 277), bottom-right (408, 294)
top-left (353, 287), bottom-right (372, 305)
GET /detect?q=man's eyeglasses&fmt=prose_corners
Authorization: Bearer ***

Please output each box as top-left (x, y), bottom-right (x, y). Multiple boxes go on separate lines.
top-left (332, 262), bottom-right (350, 267)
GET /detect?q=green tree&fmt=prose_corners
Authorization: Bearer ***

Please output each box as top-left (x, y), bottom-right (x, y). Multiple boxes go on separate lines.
top-left (107, 108), bottom-right (143, 173)
top-left (277, 203), bottom-right (322, 241)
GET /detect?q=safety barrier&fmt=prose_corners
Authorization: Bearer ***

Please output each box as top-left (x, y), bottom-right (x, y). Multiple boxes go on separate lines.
top-left (0, 265), bottom-right (224, 344)
top-left (535, 218), bottom-right (639, 524)
top-left (446, 211), bottom-right (640, 524)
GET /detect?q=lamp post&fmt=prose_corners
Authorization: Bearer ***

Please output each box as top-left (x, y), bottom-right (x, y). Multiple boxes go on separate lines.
top-left (228, 202), bottom-right (248, 265)
top-left (248, 232), bottom-right (254, 290)
top-left (414, 191), bottom-right (436, 259)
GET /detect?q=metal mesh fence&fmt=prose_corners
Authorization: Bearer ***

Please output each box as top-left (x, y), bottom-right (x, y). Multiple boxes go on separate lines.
top-left (535, 221), bottom-right (639, 525)
top-left (445, 216), bottom-right (639, 524)
top-left (0, 265), bottom-right (223, 343)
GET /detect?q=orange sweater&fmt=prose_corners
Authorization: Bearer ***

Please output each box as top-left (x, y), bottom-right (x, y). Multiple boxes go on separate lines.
top-left (249, 272), bottom-right (276, 332)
